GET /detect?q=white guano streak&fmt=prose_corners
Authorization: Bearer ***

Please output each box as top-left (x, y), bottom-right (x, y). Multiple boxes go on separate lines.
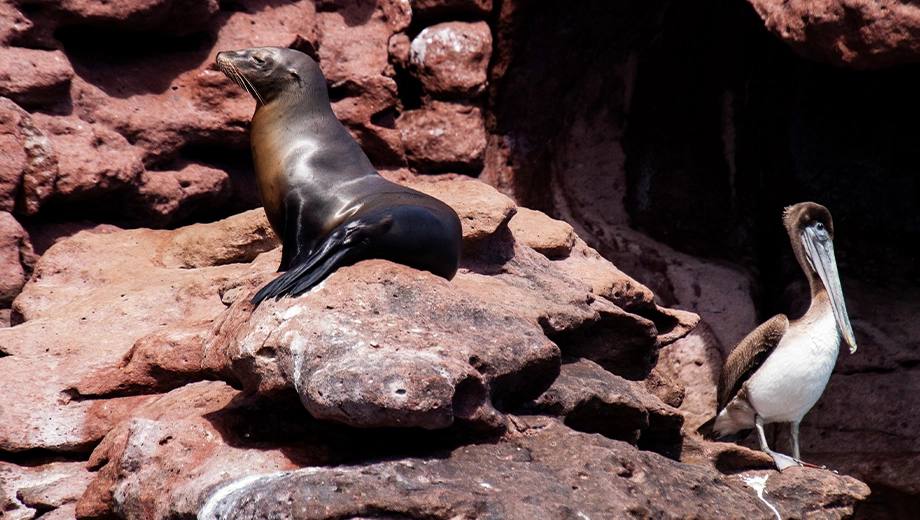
top-left (741, 473), bottom-right (781, 520)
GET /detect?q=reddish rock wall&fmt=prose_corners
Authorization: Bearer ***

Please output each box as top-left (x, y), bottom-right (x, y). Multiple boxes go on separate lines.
top-left (2, 0), bottom-right (919, 518)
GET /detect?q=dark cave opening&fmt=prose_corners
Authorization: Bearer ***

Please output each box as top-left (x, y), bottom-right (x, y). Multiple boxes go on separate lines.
top-left (491, 0), bottom-right (920, 312)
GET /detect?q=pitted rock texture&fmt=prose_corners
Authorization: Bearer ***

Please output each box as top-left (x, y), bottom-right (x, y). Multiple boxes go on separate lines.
top-left (0, 96), bottom-right (57, 216)
top-left (196, 418), bottom-right (867, 520)
top-left (747, 0), bottom-right (920, 69)
top-left (208, 260), bottom-right (559, 429)
top-left (0, 49), bottom-right (73, 108)
top-left (92, 180), bottom-right (684, 433)
top-left (398, 101), bottom-right (487, 173)
top-left (410, 0), bottom-right (492, 21)
top-left (655, 321), bottom-right (725, 432)
top-left (73, 381), bottom-right (871, 520)
top-left (75, 381), bottom-right (300, 520)
top-left (522, 358), bottom-right (684, 457)
top-left (0, 211), bottom-right (33, 306)
top-left (409, 21), bottom-right (492, 98)
top-left (0, 175), bottom-right (870, 519)
top-left (1, 460), bottom-right (93, 520)
top-left (0, 209), bottom-right (275, 453)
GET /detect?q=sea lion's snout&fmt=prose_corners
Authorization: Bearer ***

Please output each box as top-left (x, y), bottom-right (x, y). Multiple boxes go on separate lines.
top-left (215, 49), bottom-right (269, 104)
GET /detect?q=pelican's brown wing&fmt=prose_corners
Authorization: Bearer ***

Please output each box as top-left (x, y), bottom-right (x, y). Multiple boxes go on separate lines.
top-left (718, 314), bottom-right (789, 411)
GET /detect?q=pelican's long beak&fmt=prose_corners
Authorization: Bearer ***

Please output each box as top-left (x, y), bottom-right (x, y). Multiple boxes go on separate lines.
top-left (802, 229), bottom-right (857, 353)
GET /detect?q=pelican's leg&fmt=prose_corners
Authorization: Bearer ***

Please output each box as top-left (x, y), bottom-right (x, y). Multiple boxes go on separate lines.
top-left (755, 414), bottom-right (802, 471)
top-left (786, 420), bottom-right (826, 470)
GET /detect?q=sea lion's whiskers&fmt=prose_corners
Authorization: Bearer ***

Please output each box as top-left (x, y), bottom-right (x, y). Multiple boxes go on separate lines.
top-left (238, 72), bottom-right (265, 105)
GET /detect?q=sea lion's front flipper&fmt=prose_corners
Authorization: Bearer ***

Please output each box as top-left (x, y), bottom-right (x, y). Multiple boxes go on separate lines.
top-left (251, 216), bottom-right (392, 306)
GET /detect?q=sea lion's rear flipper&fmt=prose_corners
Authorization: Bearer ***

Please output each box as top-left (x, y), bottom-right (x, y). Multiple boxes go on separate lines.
top-left (251, 216), bottom-right (392, 306)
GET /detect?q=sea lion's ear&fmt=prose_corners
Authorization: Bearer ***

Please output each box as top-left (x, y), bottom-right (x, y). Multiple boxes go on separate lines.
top-left (288, 68), bottom-right (301, 85)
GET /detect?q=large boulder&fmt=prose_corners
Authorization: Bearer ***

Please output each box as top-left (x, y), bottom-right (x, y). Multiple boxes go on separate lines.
top-left (409, 21), bottom-right (492, 98)
top-left (747, 0), bottom-right (920, 69)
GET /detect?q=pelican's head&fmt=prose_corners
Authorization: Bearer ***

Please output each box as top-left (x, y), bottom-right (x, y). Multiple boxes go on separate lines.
top-left (783, 202), bottom-right (857, 353)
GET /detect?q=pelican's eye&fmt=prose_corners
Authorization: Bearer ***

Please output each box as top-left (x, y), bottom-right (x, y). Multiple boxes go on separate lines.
top-left (815, 222), bottom-right (825, 232)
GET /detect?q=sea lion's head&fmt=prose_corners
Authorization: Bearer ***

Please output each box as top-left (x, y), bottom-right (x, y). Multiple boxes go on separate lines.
top-left (216, 47), bottom-right (326, 106)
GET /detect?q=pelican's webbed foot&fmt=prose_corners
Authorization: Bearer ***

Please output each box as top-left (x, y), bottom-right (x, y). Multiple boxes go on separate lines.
top-left (765, 449), bottom-right (804, 471)
top-left (755, 415), bottom-right (826, 471)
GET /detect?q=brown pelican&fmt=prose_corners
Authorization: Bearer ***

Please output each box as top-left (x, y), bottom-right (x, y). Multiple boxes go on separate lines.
top-left (706, 202), bottom-right (857, 470)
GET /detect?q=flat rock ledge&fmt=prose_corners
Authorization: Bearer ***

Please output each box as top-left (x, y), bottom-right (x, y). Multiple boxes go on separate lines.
top-left (0, 177), bottom-right (870, 519)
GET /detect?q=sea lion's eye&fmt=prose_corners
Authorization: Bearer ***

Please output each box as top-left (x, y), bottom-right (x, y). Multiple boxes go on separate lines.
top-left (253, 56), bottom-right (265, 65)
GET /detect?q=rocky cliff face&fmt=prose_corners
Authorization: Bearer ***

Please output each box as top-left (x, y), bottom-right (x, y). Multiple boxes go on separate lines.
top-left (0, 0), bottom-right (916, 518)
top-left (1, 179), bottom-right (867, 520)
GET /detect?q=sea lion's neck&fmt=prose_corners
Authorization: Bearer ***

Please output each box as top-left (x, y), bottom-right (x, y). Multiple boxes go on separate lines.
top-left (250, 90), bottom-right (376, 182)
top-left (256, 88), bottom-right (336, 131)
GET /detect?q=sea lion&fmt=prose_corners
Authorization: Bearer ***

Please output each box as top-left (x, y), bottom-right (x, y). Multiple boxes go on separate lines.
top-left (215, 47), bottom-right (462, 306)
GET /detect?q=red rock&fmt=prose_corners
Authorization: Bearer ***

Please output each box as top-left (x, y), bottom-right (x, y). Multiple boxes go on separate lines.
top-left (15, 0), bottom-right (218, 47)
top-left (415, 180), bottom-right (697, 366)
top-left (31, 113), bottom-right (144, 202)
top-left (74, 320), bottom-right (218, 397)
top-left (410, 0), bottom-right (492, 20)
top-left (655, 321), bottom-right (724, 432)
top-left (77, 381), bottom-right (298, 520)
top-left (0, 211), bottom-right (31, 306)
top-left (0, 97), bottom-right (27, 212)
top-left (0, 48), bottom-right (73, 107)
top-left (33, 503), bottom-right (78, 520)
top-left (130, 161), bottom-right (231, 227)
top-left (0, 460), bottom-right (94, 520)
top-left (60, 2), bottom-right (317, 172)
top-left (644, 364), bottom-right (685, 409)
top-left (205, 260), bottom-right (557, 429)
top-left (72, 181), bottom-right (691, 436)
top-left (599, 227), bottom-right (760, 355)
top-left (556, 299), bottom-right (659, 380)
top-left (1, 0), bottom-right (484, 226)
top-left (409, 21), bottom-right (492, 98)
top-left (387, 32), bottom-right (412, 69)
top-left (0, 3), bottom-right (31, 47)
top-left (0, 210), bottom-right (275, 452)
top-left (195, 418), bottom-right (867, 520)
top-left (748, 0), bottom-right (920, 69)
top-left (316, 0), bottom-right (410, 85)
top-left (0, 0), bottom-right (421, 225)
top-left (802, 369), bottom-right (920, 484)
top-left (0, 165), bottom-right (873, 519)
top-left (76, 390), bottom-right (868, 520)
top-left (397, 100), bottom-right (487, 173)
top-left (551, 237), bottom-right (656, 311)
top-left (524, 358), bottom-right (683, 456)
top-left (508, 206), bottom-right (576, 258)
top-left (0, 110), bottom-right (26, 212)
top-left (0, 97), bottom-right (57, 216)
top-left (155, 208), bottom-right (278, 269)
top-left (329, 75), bottom-right (405, 167)
top-left (21, 221), bottom-right (122, 257)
